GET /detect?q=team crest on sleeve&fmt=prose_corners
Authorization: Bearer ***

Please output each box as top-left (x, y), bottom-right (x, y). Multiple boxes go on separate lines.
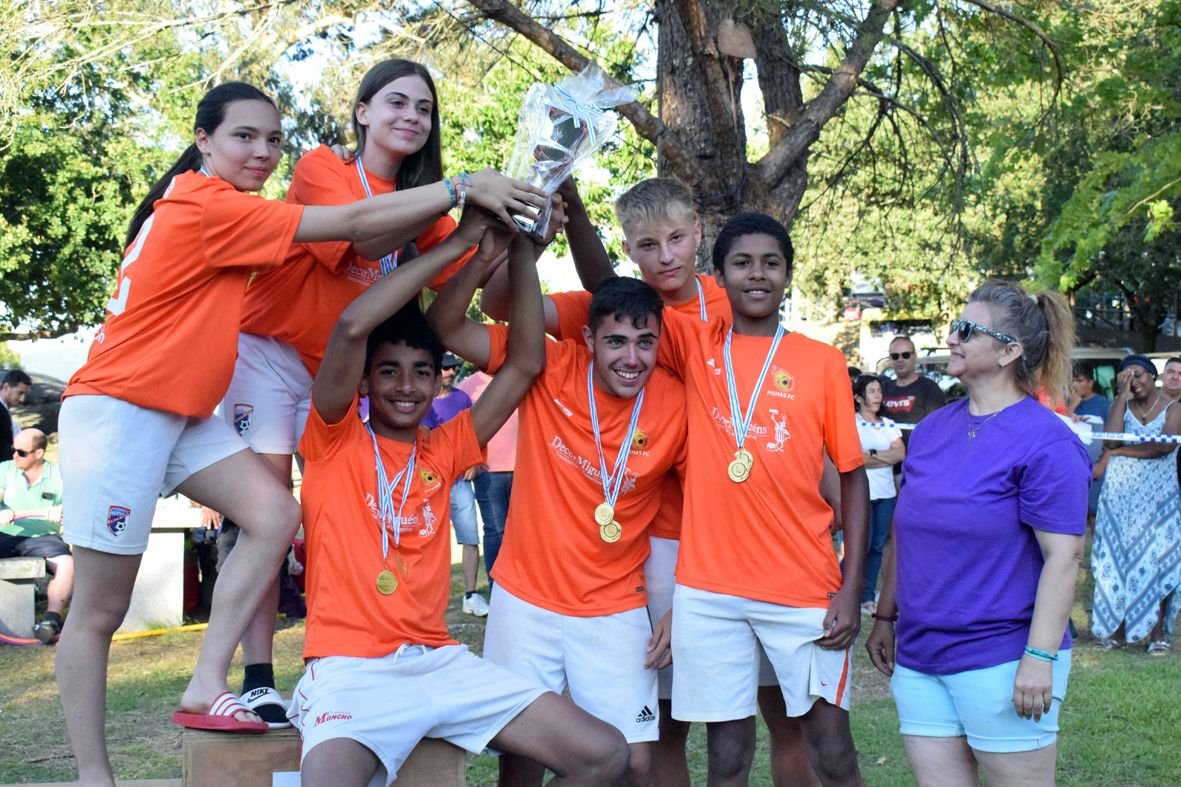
top-left (106, 505), bottom-right (132, 536)
top-left (232, 403), bottom-right (254, 435)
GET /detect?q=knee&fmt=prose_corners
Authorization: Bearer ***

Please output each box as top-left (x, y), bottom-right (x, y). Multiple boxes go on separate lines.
top-left (708, 724), bottom-right (756, 780)
top-left (241, 495), bottom-right (301, 545)
top-left (805, 728), bottom-right (858, 782)
top-left (577, 725), bottom-right (630, 782)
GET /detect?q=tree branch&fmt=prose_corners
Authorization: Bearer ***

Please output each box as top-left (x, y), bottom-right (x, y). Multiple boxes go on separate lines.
top-left (756, 0), bottom-right (899, 187)
top-left (959, 0), bottom-right (1063, 113)
top-left (463, 0), bottom-right (694, 173)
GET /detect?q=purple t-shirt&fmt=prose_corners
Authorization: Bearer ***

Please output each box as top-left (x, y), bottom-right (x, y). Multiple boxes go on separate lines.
top-left (424, 388), bottom-right (472, 429)
top-left (893, 396), bottom-right (1090, 674)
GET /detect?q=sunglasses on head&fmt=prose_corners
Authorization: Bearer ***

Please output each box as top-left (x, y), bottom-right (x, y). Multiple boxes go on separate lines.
top-left (889, 351), bottom-right (912, 360)
top-left (12, 448), bottom-right (31, 457)
top-left (950, 319), bottom-right (1018, 345)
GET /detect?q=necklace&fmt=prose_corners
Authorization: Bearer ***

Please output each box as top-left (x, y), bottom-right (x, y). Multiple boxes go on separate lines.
top-left (967, 410), bottom-right (1003, 438)
top-left (1132, 393), bottom-right (1163, 424)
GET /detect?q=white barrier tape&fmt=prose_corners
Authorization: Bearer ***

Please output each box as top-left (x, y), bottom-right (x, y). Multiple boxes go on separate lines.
top-left (858, 418), bottom-right (1180, 444)
top-left (1081, 431), bottom-right (1181, 444)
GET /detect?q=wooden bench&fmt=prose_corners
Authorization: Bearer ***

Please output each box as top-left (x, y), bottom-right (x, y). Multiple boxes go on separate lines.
top-left (181, 727), bottom-right (466, 786)
top-left (0, 556), bottom-right (46, 639)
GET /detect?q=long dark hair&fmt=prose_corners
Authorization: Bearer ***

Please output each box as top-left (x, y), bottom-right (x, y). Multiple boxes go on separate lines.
top-left (352, 59), bottom-right (443, 192)
top-left (124, 82), bottom-right (277, 247)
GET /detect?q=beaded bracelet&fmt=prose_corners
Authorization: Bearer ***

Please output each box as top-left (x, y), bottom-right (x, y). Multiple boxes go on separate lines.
top-left (454, 172), bottom-right (469, 212)
top-left (443, 177), bottom-right (458, 209)
top-left (1023, 646), bottom-right (1058, 662)
top-left (872, 612), bottom-right (899, 622)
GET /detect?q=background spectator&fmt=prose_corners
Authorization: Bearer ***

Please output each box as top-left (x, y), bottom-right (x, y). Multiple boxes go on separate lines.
top-left (852, 375), bottom-right (904, 616)
top-left (1091, 355), bottom-right (1181, 655)
top-left (0, 369), bottom-right (31, 458)
top-left (881, 336), bottom-right (945, 483)
top-left (0, 427), bottom-right (71, 644)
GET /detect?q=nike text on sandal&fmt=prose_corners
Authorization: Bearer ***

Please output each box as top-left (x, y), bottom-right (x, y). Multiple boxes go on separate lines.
top-left (241, 686), bottom-right (293, 729)
top-left (172, 691), bottom-right (268, 733)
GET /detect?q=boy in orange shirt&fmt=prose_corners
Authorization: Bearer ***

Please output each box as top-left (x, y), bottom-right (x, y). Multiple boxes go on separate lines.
top-left (656, 212), bottom-right (870, 786)
top-left (483, 178), bottom-right (818, 786)
top-left (288, 205), bottom-right (628, 786)
top-left (430, 265), bottom-right (686, 786)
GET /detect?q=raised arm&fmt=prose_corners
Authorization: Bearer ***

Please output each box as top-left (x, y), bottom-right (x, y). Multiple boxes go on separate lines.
top-left (293, 170), bottom-right (546, 246)
top-left (556, 178), bottom-right (615, 291)
top-left (468, 235), bottom-right (548, 447)
top-left (478, 252), bottom-right (561, 335)
top-left (312, 208), bottom-right (493, 425)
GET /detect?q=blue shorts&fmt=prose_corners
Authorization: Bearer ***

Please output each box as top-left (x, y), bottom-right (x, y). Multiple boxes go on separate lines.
top-left (890, 650), bottom-right (1071, 753)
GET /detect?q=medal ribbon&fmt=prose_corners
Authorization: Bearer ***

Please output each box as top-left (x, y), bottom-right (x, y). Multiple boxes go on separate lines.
top-left (587, 361), bottom-right (645, 512)
top-left (355, 159), bottom-right (400, 275)
top-left (694, 277), bottom-right (707, 322)
top-left (366, 422), bottom-right (417, 562)
top-left (723, 324), bottom-right (785, 451)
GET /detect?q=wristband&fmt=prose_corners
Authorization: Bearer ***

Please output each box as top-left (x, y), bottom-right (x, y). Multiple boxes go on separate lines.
top-left (443, 177), bottom-right (458, 209)
top-left (454, 172), bottom-right (468, 212)
top-left (872, 612), bottom-right (899, 622)
top-left (1023, 646), bottom-right (1058, 662)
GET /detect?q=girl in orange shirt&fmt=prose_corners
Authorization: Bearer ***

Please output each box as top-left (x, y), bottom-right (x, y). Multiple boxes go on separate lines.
top-left (222, 59), bottom-right (540, 726)
top-left (57, 81), bottom-right (542, 786)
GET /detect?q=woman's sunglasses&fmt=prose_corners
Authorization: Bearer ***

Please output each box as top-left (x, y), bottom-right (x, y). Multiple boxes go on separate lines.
top-left (950, 319), bottom-right (1017, 345)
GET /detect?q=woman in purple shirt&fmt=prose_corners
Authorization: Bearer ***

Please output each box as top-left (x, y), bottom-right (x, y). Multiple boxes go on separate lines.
top-left (866, 281), bottom-right (1090, 786)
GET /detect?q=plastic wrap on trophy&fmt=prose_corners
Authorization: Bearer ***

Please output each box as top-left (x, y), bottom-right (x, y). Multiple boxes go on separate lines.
top-left (507, 66), bottom-right (638, 235)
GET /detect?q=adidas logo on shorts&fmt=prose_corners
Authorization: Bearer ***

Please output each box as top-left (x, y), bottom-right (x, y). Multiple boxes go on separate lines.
top-left (635, 705), bottom-right (656, 723)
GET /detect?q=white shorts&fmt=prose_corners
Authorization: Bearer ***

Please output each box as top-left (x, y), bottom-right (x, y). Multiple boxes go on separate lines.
top-left (221, 333), bottom-right (312, 455)
top-left (671, 584), bottom-right (851, 722)
top-left (644, 538), bottom-right (776, 701)
top-left (290, 644), bottom-right (547, 787)
top-left (483, 584), bottom-right (659, 743)
top-left (59, 394), bottom-right (247, 555)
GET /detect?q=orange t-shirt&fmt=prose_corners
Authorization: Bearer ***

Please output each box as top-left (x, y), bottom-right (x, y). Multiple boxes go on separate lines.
top-left (484, 325), bottom-right (687, 616)
top-left (299, 402), bottom-right (485, 658)
top-left (549, 274), bottom-right (731, 540)
top-left (659, 310), bottom-right (864, 607)
top-left (239, 145), bottom-right (473, 376)
top-left (65, 172), bottom-right (304, 417)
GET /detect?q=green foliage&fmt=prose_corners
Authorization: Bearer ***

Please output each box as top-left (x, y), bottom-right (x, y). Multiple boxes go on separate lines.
top-left (0, 342), bottom-right (19, 368)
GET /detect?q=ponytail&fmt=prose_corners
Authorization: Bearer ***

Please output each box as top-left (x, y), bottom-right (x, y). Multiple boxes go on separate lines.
top-left (123, 82), bottom-right (277, 247)
top-left (124, 145), bottom-right (203, 247)
top-left (1034, 290), bottom-right (1075, 404)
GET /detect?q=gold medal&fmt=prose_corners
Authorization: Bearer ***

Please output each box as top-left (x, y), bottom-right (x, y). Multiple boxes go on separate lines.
top-left (735, 448), bottom-right (753, 468)
top-left (600, 520), bottom-right (622, 543)
top-left (376, 569), bottom-right (398, 595)
top-left (594, 502), bottom-right (615, 526)
top-left (728, 459), bottom-right (750, 483)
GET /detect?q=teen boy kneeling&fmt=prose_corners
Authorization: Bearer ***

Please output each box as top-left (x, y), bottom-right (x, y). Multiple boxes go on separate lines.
top-left (289, 203), bottom-right (628, 787)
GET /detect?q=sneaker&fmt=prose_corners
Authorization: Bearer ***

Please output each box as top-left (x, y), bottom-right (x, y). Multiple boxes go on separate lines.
top-left (33, 617), bottom-right (61, 645)
top-left (462, 593), bottom-right (490, 617)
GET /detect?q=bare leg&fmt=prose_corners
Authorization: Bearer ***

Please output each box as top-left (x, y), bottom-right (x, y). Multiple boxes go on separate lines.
top-left (56, 547), bottom-right (141, 787)
top-left (44, 554), bottom-right (74, 616)
top-left (625, 742), bottom-right (653, 787)
top-left (796, 699), bottom-right (861, 786)
top-left (757, 685), bottom-right (819, 787)
top-left (301, 737), bottom-right (381, 787)
top-left (650, 699), bottom-right (691, 787)
top-left (901, 736), bottom-right (978, 787)
top-left (462, 543), bottom-right (480, 594)
top-left (175, 449), bottom-right (300, 715)
top-left (237, 452), bottom-right (293, 668)
top-left (705, 717), bottom-right (757, 787)
top-left (974, 743), bottom-right (1057, 786)
top-left (491, 692), bottom-right (629, 786)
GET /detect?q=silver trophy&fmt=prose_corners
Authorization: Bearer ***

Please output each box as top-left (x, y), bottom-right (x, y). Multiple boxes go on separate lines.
top-left (507, 65), bottom-right (638, 235)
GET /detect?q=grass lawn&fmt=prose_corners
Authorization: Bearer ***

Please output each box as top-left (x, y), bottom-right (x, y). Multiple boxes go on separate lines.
top-left (0, 566), bottom-right (1177, 785)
